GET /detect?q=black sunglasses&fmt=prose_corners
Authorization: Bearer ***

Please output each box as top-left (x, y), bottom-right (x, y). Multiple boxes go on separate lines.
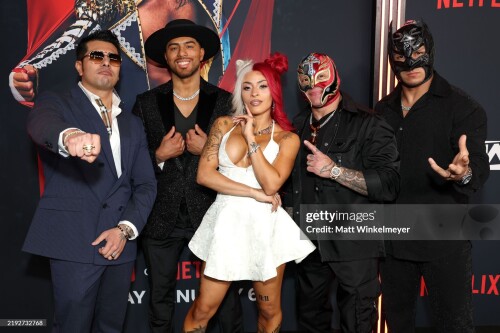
top-left (81, 50), bottom-right (122, 67)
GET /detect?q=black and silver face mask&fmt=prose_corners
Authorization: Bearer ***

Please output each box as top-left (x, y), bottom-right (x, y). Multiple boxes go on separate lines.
top-left (388, 19), bottom-right (434, 87)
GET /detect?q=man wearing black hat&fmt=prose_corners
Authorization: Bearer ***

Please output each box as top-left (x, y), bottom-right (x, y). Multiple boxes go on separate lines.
top-left (132, 19), bottom-right (243, 333)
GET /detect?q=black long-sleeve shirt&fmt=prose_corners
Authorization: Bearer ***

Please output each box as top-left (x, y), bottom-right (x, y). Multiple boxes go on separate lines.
top-left (375, 71), bottom-right (489, 260)
top-left (291, 93), bottom-right (400, 261)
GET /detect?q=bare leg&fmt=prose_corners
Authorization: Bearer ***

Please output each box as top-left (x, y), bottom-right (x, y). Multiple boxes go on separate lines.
top-left (184, 263), bottom-right (231, 332)
top-left (253, 264), bottom-right (285, 333)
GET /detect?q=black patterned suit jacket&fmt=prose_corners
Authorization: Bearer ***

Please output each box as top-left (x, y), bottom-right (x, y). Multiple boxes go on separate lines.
top-left (133, 79), bottom-right (232, 239)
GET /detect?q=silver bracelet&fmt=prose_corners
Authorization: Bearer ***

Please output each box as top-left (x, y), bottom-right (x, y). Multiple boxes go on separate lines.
top-left (247, 142), bottom-right (261, 156)
top-left (455, 166), bottom-right (472, 186)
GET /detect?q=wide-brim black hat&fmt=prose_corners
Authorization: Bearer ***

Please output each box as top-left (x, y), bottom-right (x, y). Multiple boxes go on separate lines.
top-left (145, 19), bottom-right (220, 66)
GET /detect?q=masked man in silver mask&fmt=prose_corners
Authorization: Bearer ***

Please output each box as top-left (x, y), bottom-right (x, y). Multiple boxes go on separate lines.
top-left (375, 19), bottom-right (489, 332)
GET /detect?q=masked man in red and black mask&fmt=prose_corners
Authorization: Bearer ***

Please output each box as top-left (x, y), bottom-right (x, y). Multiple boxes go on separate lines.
top-left (289, 52), bottom-right (400, 333)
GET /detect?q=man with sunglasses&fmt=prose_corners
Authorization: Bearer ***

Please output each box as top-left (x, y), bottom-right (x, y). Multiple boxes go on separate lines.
top-left (288, 52), bottom-right (400, 333)
top-left (22, 30), bottom-right (157, 332)
top-left (375, 19), bottom-right (489, 332)
top-left (132, 19), bottom-right (243, 333)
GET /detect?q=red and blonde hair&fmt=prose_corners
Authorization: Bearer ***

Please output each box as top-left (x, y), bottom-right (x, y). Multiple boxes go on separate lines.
top-left (232, 52), bottom-right (294, 131)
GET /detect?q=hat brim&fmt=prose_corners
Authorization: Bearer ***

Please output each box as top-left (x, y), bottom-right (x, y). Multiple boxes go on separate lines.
top-left (145, 24), bottom-right (220, 66)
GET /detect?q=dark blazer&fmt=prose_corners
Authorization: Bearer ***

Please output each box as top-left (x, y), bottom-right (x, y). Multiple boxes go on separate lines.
top-left (23, 86), bottom-right (157, 265)
top-left (133, 79), bottom-right (232, 239)
top-left (290, 93), bottom-right (400, 261)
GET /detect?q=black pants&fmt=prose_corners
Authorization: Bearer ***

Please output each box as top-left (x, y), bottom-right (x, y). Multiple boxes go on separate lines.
top-left (296, 249), bottom-right (379, 333)
top-left (380, 243), bottom-right (474, 333)
top-left (142, 228), bottom-right (243, 333)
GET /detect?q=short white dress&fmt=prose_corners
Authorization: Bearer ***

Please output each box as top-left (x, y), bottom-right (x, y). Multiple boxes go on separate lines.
top-left (189, 122), bottom-right (315, 282)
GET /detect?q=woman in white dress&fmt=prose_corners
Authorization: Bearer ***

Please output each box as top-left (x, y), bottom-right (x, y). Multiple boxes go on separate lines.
top-left (183, 53), bottom-right (315, 333)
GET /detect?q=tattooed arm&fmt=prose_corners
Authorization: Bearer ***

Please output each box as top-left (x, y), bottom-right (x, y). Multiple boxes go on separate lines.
top-left (335, 168), bottom-right (368, 196)
top-left (303, 140), bottom-right (368, 196)
top-left (197, 117), bottom-right (278, 204)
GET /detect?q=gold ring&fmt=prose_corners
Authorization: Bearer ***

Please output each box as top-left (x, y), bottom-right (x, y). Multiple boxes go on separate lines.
top-left (82, 144), bottom-right (95, 152)
top-left (110, 253), bottom-right (116, 259)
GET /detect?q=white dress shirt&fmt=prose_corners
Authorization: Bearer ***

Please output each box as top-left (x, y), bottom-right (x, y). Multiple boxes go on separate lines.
top-left (56, 82), bottom-right (138, 239)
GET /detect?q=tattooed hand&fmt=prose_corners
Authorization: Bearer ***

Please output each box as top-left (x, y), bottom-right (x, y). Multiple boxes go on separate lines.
top-left (303, 140), bottom-right (368, 196)
top-left (303, 140), bottom-right (334, 178)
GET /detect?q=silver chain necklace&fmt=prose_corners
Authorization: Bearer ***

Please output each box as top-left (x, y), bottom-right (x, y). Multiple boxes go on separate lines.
top-left (309, 109), bottom-right (337, 128)
top-left (401, 104), bottom-right (412, 112)
top-left (173, 89), bottom-right (200, 101)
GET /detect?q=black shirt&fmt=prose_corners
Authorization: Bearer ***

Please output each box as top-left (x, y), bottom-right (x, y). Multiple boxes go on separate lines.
top-left (291, 93), bottom-right (400, 261)
top-left (375, 71), bottom-right (489, 260)
top-left (301, 108), bottom-right (342, 205)
top-left (174, 103), bottom-right (199, 229)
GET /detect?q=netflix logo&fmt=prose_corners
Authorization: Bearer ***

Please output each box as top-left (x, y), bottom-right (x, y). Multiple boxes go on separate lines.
top-left (142, 261), bottom-right (202, 280)
top-left (177, 261), bottom-right (202, 280)
top-left (438, 0), bottom-right (500, 8)
top-left (472, 275), bottom-right (500, 295)
top-left (420, 274), bottom-right (500, 296)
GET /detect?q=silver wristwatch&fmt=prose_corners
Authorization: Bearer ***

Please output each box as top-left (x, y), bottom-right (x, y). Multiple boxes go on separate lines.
top-left (330, 165), bottom-right (342, 180)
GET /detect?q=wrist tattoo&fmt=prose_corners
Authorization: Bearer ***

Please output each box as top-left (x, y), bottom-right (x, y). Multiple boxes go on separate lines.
top-left (320, 162), bottom-right (334, 174)
top-left (248, 141), bottom-right (261, 156)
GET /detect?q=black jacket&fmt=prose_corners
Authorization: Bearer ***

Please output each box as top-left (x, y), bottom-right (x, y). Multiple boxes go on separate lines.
top-left (375, 71), bottom-right (489, 260)
top-left (133, 79), bottom-right (231, 239)
top-left (290, 93), bottom-right (400, 261)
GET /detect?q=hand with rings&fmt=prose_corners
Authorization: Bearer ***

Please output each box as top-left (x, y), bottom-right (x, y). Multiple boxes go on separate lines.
top-left (92, 226), bottom-right (127, 260)
top-left (82, 144), bottom-right (95, 154)
top-left (62, 129), bottom-right (101, 163)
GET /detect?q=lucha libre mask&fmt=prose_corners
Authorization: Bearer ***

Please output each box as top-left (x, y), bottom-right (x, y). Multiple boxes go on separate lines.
top-left (297, 53), bottom-right (341, 107)
top-left (388, 19), bottom-right (434, 87)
